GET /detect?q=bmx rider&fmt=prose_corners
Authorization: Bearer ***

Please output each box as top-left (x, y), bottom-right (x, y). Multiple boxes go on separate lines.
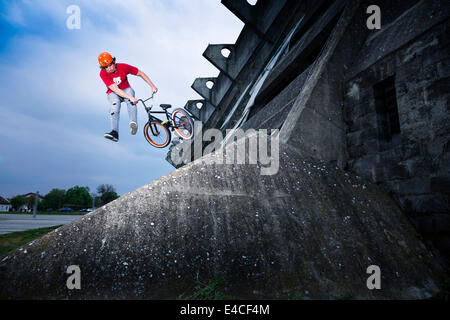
top-left (98, 52), bottom-right (158, 142)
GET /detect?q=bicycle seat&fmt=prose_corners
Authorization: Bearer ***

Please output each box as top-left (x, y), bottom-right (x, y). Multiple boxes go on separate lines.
top-left (160, 104), bottom-right (171, 110)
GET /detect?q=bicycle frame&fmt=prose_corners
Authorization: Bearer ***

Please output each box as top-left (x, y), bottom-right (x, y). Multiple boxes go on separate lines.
top-left (137, 94), bottom-right (195, 147)
top-left (137, 94), bottom-right (183, 130)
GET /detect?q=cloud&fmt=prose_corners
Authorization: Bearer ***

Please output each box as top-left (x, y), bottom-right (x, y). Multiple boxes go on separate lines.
top-left (1, 1), bottom-right (26, 26)
top-left (0, 0), bottom-right (244, 198)
top-left (0, 104), bottom-right (173, 195)
top-left (0, 0), bottom-right (244, 119)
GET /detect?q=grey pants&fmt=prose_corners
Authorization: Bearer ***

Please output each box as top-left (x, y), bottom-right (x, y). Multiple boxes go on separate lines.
top-left (107, 87), bottom-right (136, 132)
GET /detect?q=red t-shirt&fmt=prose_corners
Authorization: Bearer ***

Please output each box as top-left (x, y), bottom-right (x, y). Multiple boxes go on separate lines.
top-left (100, 63), bottom-right (139, 94)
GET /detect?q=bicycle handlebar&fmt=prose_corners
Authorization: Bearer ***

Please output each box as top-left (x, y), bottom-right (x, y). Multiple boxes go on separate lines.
top-left (137, 92), bottom-right (155, 104)
top-left (137, 92), bottom-right (157, 111)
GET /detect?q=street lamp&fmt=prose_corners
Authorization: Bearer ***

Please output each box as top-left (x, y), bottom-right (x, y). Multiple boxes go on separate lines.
top-left (33, 191), bottom-right (39, 219)
top-left (91, 193), bottom-right (97, 209)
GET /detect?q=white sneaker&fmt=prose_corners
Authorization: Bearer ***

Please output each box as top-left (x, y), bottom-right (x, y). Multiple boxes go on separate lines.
top-left (130, 121), bottom-right (138, 135)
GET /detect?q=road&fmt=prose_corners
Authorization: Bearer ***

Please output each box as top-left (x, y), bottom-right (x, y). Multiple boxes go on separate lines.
top-left (0, 214), bottom-right (83, 235)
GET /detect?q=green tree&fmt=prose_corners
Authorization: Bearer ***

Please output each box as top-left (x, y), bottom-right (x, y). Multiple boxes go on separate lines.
top-left (37, 200), bottom-right (45, 211)
top-left (91, 194), bottom-right (102, 208)
top-left (65, 186), bottom-right (92, 210)
top-left (96, 184), bottom-right (119, 206)
top-left (26, 196), bottom-right (36, 211)
top-left (41, 189), bottom-right (66, 210)
top-left (10, 196), bottom-right (26, 211)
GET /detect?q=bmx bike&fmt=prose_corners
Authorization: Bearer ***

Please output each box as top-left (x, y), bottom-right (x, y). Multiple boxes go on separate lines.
top-left (136, 94), bottom-right (194, 148)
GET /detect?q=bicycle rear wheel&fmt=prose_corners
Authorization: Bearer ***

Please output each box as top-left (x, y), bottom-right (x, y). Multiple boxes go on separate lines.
top-left (172, 108), bottom-right (194, 139)
top-left (143, 121), bottom-right (171, 148)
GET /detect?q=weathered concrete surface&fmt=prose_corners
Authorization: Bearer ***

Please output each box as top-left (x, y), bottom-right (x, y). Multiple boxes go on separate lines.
top-left (0, 133), bottom-right (446, 299)
top-left (280, 0), bottom-right (364, 169)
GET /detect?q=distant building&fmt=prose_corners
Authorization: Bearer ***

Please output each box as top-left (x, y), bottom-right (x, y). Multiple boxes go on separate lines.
top-left (0, 196), bottom-right (11, 212)
top-left (18, 192), bottom-right (44, 212)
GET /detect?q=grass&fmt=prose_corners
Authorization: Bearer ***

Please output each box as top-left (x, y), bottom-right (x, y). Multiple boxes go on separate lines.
top-left (178, 275), bottom-right (232, 300)
top-left (288, 292), bottom-right (303, 300)
top-left (0, 225), bottom-right (62, 257)
top-left (337, 293), bottom-right (355, 300)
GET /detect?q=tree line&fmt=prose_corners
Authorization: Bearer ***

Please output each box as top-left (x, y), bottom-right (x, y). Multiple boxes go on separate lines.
top-left (9, 184), bottom-right (119, 211)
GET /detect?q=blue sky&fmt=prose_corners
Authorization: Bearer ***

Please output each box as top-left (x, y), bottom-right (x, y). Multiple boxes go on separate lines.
top-left (0, 0), bottom-right (243, 198)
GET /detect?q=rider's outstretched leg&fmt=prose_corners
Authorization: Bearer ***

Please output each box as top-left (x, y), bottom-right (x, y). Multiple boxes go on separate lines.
top-left (124, 87), bottom-right (138, 135)
top-left (105, 92), bottom-right (121, 142)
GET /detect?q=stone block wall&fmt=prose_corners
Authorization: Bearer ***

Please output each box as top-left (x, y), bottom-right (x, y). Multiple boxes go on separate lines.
top-left (345, 18), bottom-right (449, 215)
top-left (344, 6), bottom-right (450, 262)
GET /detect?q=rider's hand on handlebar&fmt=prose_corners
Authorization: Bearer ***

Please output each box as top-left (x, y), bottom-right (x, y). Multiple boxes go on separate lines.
top-left (152, 87), bottom-right (158, 94)
top-left (130, 97), bottom-right (139, 105)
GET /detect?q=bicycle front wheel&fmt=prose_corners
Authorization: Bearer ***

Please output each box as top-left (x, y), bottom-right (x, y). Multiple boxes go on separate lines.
top-left (143, 121), bottom-right (171, 148)
top-left (172, 108), bottom-right (194, 139)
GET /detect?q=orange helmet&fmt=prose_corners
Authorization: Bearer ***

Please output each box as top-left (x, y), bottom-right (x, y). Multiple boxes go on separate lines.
top-left (98, 52), bottom-right (115, 68)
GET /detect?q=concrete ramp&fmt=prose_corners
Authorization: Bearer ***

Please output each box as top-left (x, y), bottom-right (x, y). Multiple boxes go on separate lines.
top-left (0, 133), bottom-right (445, 299)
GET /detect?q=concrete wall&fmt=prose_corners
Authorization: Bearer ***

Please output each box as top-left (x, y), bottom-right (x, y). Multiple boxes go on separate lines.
top-left (166, 0), bottom-right (450, 261)
top-left (0, 137), bottom-right (445, 299)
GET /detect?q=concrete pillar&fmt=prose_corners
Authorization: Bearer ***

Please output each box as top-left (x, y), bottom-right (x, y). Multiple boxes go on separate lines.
top-left (221, 0), bottom-right (288, 41)
top-left (191, 77), bottom-right (218, 104)
top-left (183, 100), bottom-right (202, 120)
top-left (202, 44), bottom-right (236, 80)
top-left (184, 99), bottom-right (216, 124)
